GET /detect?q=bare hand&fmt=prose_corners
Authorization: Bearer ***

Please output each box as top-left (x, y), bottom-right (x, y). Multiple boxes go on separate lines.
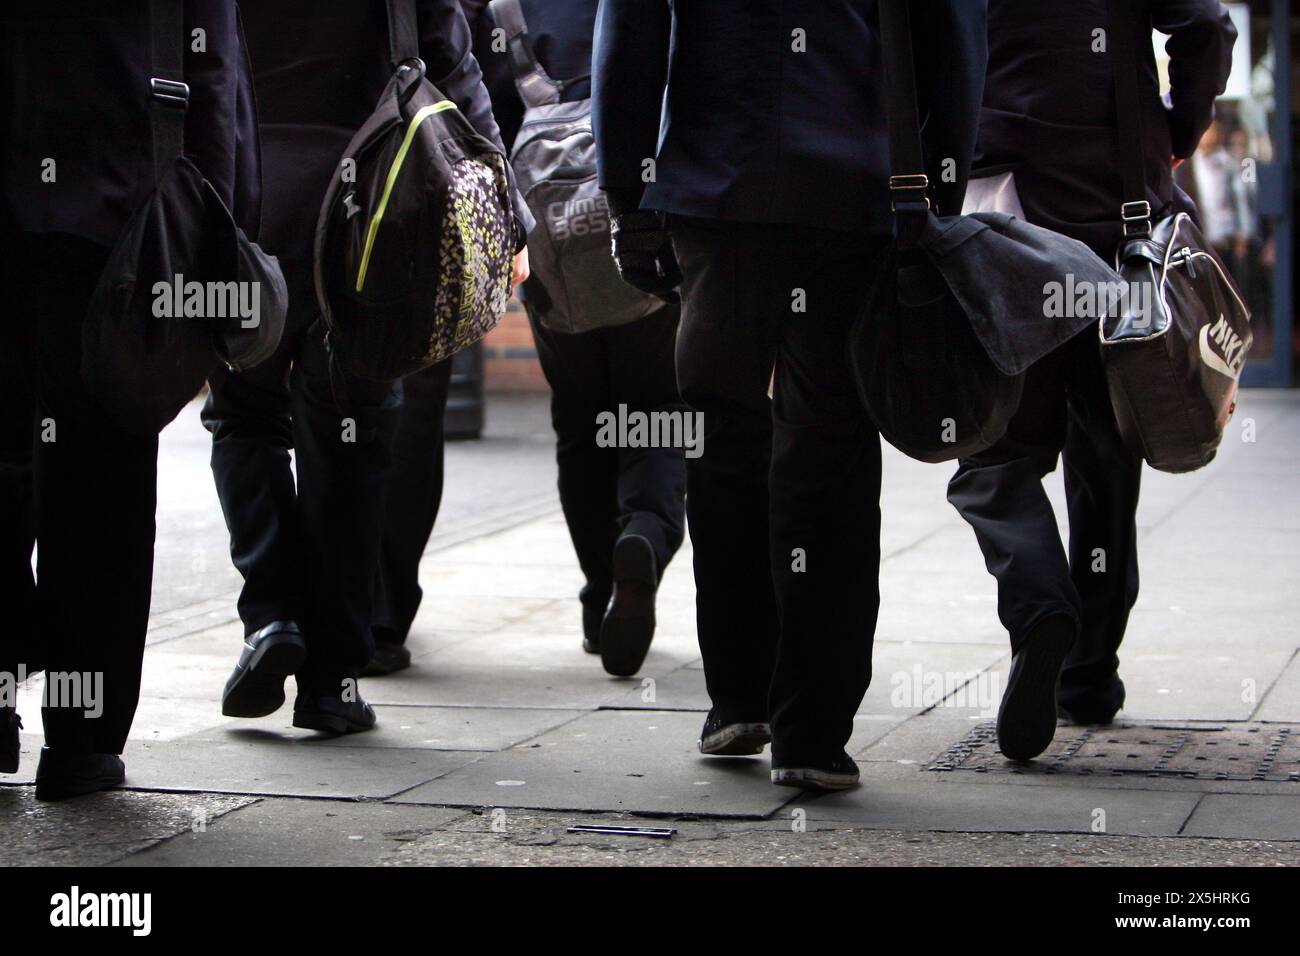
top-left (513, 248), bottom-right (530, 287)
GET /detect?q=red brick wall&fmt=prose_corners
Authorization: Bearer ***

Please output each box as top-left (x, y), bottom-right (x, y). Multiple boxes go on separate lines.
top-left (483, 296), bottom-right (549, 393)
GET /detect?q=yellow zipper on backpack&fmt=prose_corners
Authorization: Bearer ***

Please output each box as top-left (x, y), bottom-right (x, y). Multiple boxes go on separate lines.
top-left (355, 99), bottom-right (459, 293)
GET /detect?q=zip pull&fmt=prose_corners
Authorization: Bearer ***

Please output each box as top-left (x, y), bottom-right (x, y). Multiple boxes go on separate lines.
top-left (1171, 247), bottom-right (1198, 280)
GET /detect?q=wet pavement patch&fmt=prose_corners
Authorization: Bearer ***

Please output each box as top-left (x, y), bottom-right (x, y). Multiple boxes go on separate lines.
top-left (928, 722), bottom-right (1300, 782)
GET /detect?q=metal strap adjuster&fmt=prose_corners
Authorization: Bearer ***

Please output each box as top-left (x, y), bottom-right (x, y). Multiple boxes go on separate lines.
top-left (150, 78), bottom-right (190, 107)
top-left (1121, 200), bottom-right (1152, 238)
top-left (1121, 200), bottom-right (1152, 221)
top-left (889, 174), bottom-right (930, 191)
top-left (889, 173), bottom-right (931, 212)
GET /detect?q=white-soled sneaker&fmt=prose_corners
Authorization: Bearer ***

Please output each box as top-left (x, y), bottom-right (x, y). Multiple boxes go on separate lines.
top-left (699, 711), bottom-right (771, 756)
top-left (771, 753), bottom-right (860, 791)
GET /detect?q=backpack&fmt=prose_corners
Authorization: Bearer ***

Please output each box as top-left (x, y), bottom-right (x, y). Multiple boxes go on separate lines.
top-left (314, 0), bottom-right (515, 384)
top-left (488, 0), bottom-right (661, 334)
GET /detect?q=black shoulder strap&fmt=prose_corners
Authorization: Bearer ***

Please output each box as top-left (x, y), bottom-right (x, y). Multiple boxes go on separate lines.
top-left (148, 0), bottom-right (188, 179)
top-left (1107, 0), bottom-right (1154, 238)
top-left (386, 0), bottom-right (421, 66)
top-left (878, 0), bottom-right (931, 245)
top-left (488, 0), bottom-right (562, 108)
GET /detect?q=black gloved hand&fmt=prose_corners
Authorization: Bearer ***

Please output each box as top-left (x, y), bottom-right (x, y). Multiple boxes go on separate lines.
top-left (610, 210), bottom-right (682, 303)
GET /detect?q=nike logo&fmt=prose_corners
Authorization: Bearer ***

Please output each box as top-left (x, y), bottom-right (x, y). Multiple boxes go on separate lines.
top-left (1199, 316), bottom-right (1245, 380)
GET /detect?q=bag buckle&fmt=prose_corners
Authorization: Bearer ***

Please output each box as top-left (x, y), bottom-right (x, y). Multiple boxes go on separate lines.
top-left (1121, 200), bottom-right (1152, 238)
top-left (150, 78), bottom-right (190, 108)
top-left (889, 173), bottom-right (931, 212)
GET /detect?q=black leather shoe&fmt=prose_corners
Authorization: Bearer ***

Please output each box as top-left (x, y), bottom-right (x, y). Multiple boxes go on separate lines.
top-left (360, 641), bottom-right (411, 677)
top-left (599, 534), bottom-right (658, 677)
top-left (998, 615), bottom-right (1077, 760)
top-left (698, 710), bottom-right (771, 756)
top-left (581, 602), bottom-right (604, 655)
top-left (1058, 673), bottom-right (1126, 726)
top-left (1, 708), bottom-right (21, 774)
top-left (771, 752), bottom-right (860, 791)
top-left (222, 621), bottom-right (308, 718)
top-left (1057, 700), bottom-right (1121, 726)
top-left (35, 747), bottom-right (125, 801)
top-left (292, 691), bottom-right (377, 735)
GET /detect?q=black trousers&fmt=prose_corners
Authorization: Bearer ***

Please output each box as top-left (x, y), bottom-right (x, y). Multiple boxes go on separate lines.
top-left (527, 300), bottom-right (687, 622)
top-left (201, 258), bottom-right (400, 690)
top-left (671, 218), bottom-right (887, 765)
top-left (371, 357), bottom-right (453, 645)
top-left (946, 329), bottom-right (1140, 718)
top-left (0, 233), bottom-right (157, 754)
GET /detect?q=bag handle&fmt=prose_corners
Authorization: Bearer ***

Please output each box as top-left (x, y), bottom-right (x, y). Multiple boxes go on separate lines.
top-left (878, 0), bottom-right (931, 246)
top-left (488, 0), bottom-right (563, 108)
top-left (148, 0), bottom-right (188, 179)
top-left (1106, 0), bottom-right (1154, 239)
top-left (386, 0), bottom-right (421, 66)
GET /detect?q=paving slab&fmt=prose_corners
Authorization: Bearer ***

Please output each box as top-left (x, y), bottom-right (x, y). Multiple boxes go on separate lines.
top-left (857, 706), bottom-right (998, 767)
top-left (0, 787), bottom-right (254, 866)
top-left (1256, 651), bottom-right (1300, 722)
top-left (1109, 611), bottom-right (1296, 721)
top-left (860, 640), bottom-right (1007, 717)
top-left (424, 513), bottom-right (579, 566)
top-left (419, 563), bottom-right (586, 601)
top-left (359, 638), bottom-right (647, 710)
top-left (790, 778), bottom-right (1201, 837)
top-left (604, 665), bottom-right (710, 712)
top-left (147, 617), bottom-right (245, 652)
top-left (404, 593), bottom-right (561, 635)
top-left (1181, 794), bottom-right (1300, 841)
top-left (116, 733), bottom-right (480, 799)
top-left (604, 640), bottom-right (1008, 720)
top-left (390, 709), bottom-right (792, 817)
top-left (419, 627), bottom-right (697, 675)
top-left (114, 798), bottom-right (469, 867)
top-left (145, 596), bottom-right (241, 645)
top-left (9, 686), bottom-right (235, 752)
top-left (873, 595), bottom-right (1006, 647)
top-left (153, 616), bottom-right (486, 668)
top-left (504, 598), bottom-right (701, 656)
top-left (240, 704), bottom-right (588, 752)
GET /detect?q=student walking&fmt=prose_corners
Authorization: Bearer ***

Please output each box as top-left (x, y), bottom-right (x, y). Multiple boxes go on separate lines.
top-left (462, 0), bottom-right (687, 677)
top-left (947, 0), bottom-right (1236, 760)
top-left (594, 0), bottom-right (987, 788)
top-left (0, 1), bottom-right (258, 798)
top-left (202, 0), bottom-right (529, 732)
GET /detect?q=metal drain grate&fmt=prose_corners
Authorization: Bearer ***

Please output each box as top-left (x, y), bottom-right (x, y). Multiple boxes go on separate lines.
top-left (928, 722), bottom-right (1300, 782)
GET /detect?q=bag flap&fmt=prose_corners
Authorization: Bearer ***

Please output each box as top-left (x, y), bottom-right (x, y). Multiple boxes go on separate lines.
top-left (919, 211), bottom-right (1120, 376)
top-left (216, 231), bottom-right (288, 371)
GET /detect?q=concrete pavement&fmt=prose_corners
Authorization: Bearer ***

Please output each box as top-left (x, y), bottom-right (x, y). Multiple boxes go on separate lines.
top-left (2, 390), bottom-right (1297, 866)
